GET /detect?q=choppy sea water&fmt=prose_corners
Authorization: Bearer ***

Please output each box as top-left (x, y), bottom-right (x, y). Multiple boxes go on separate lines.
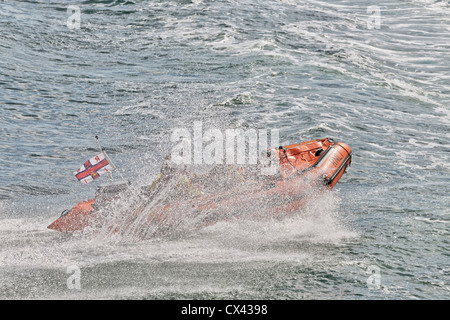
top-left (0, 0), bottom-right (449, 300)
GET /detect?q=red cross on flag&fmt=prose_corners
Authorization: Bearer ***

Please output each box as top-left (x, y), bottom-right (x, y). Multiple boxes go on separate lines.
top-left (74, 152), bottom-right (115, 184)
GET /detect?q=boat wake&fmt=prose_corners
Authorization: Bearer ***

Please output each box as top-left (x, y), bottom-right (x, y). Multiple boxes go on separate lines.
top-left (75, 174), bottom-right (354, 246)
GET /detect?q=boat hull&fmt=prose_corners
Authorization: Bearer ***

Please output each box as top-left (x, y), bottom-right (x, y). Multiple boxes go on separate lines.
top-left (47, 138), bottom-right (352, 236)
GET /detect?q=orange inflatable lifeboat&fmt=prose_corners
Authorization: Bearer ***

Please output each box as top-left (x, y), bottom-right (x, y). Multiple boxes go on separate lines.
top-left (48, 138), bottom-right (352, 236)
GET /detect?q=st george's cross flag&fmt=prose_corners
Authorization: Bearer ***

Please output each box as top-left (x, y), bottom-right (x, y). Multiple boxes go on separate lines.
top-left (74, 152), bottom-right (115, 184)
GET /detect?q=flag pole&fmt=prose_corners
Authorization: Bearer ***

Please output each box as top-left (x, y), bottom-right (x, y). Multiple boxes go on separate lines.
top-left (95, 136), bottom-right (126, 182)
